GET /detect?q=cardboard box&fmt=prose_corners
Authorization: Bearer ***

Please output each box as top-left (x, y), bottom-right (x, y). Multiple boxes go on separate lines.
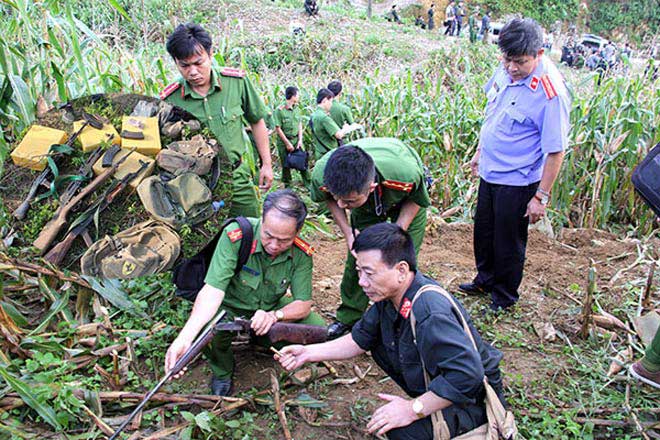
top-left (73, 119), bottom-right (121, 152)
top-left (92, 148), bottom-right (155, 189)
top-left (11, 125), bottom-right (68, 171)
top-left (120, 116), bottom-right (161, 156)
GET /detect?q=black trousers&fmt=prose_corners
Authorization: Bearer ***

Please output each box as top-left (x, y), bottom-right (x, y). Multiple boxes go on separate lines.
top-left (473, 178), bottom-right (538, 308)
top-left (386, 403), bottom-right (487, 439)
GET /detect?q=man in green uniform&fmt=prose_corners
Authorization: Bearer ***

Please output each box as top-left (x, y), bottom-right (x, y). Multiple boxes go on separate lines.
top-left (310, 88), bottom-right (361, 160)
top-left (469, 6), bottom-right (480, 43)
top-left (309, 138), bottom-right (431, 338)
top-left (165, 190), bottom-right (325, 395)
top-left (327, 80), bottom-right (354, 127)
top-left (161, 23), bottom-right (273, 217)
top-left (272, 86), bottom-right (309, 187)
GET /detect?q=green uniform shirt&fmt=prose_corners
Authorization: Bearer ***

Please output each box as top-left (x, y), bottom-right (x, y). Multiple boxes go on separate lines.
top-left (162, 68), bottom-right (268, 163)
top-left (329, 101), bottom-right (354, 127)
top-left (310, 108), bottom-right (340, 158)
top-left (272, 103), bottom-right (301, 140)
top-left (310, 137), bottom-right (431, 228)
top-left (204, 218), bottom-right (313, 312)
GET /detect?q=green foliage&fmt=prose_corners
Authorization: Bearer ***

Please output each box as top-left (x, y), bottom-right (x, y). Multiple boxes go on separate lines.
top-left (180, 410), bottom-right (259, 440)
top-left (589, 0), bottom-right (660, 42)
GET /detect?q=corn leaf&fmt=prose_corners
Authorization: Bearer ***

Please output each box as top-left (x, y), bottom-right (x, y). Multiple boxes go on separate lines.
top-left (106, 0), bottom-right (133, 23)
top-left (0, 366), bottom-right (62, 430)
top-left (82, 276), bottom-right (149, 319)
top-left (29, 289), bottom-right (70, 335)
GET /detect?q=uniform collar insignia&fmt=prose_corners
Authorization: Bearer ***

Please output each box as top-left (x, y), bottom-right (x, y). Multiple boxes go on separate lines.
top-left (529, 76), bottom-right (540, 91)
top-left (399, 298), bottom-right (412, 319)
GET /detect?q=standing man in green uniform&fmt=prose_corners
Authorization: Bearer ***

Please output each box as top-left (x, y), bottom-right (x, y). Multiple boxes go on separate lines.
top-left (469, 6), bottom-right (480, 43)
top-left (309, 138), bottom-right (431, 338)
top-left (310, 88), bottom-right (361, 160)
top-left (272, 86), bottom-right (309, 187)
top-left (327, 80), bottom-right (354, 128)
top-left (161, 23), bottom-right (273, 217)
top-left (164, 189), bottom-right (325, 396)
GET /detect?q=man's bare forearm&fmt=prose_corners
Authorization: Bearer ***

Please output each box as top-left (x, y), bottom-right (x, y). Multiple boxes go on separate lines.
top-left (327, 199), bottom-right (353, 239)
top-left (395, 201), bottom-right (421, 230)
top-left (277, 300), bottom-right (312, 322)
top-left (538, 151), bottom-right (564, 194)
top-left (306, 334), bottom-right (365, 362)
top-left (178, 284), bottom-right (225, 341)
top-left (251, 119), bottom-right (272, 166)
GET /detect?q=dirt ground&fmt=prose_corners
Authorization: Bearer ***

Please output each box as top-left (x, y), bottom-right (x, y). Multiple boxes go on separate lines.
top-left (182, 221), bottom-right (655, 439)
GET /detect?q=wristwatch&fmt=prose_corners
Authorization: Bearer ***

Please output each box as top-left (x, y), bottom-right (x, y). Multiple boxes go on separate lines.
top-left (535, 189), bottom-right (549, 206)
top-left (412, 399), bottom-right (425, 418)
top-left (274, 310), bottom-right (285, 321)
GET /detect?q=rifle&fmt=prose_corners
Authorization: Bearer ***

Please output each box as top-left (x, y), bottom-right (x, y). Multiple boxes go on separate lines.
top-left (44, 160), bottom-right (150, 266)
top-left (12, 112), bottom-right (103, 221)
top-left (107, 310), bottom-right (228, 440)
top-left (107, 313), bottom-right (328, 440)
top-left (217, 318), bottom-right (328, 344)
top-left (33, 148), bottom-right (134, 254)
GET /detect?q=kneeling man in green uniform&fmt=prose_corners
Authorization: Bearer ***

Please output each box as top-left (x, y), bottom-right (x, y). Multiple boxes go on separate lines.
top-left (310, 138), bottom-right (430, 338)
top-left (165, 190), bottom-right (325, 395)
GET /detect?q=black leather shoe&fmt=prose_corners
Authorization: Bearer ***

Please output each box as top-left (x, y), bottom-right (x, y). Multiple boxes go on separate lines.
top-left (327, 321), bottom-right (352, 339)
top-left (458, 282), bottom-right (488, 296)
top-left (210, 376), bottom-right (233, 396)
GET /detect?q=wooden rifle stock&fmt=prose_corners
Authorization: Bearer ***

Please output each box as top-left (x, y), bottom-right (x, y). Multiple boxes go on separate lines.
top-left (44, 161), bottom-right (148, 266)
top-left (33, 150), bottom-right (134, 253)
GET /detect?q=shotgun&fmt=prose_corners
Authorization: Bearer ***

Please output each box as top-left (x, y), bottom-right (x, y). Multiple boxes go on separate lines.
top-left (44, 161), bottom-right (149, 266)
top-left (107, 313), bottom-right (328, 439)
top-left (33, 148), bottom-right (134, 254)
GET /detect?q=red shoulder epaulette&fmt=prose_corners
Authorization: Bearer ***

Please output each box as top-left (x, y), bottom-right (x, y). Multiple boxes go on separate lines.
top-left (220, 67), bottom-right (246, 78)
top-left (529, 76), bottom-right (540, 92)
top-left (251, 240), bottom-right (257, 254)
top-left (381, 179), bottom-right (414, 193)
top-left (540, 74), bottom-right (557, 100)
top-left (227, 227), bottom-right (243, 243)
top-left (159, 82), bottom-right (181, 100)
top-left (319, 185), bottom-right (329, 193)
top-left (294, 237), bottom-right (314, 256)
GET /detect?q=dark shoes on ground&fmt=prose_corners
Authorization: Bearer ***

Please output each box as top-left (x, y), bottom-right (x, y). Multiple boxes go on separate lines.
top-left (327, 321), bottom-right (352, 339)
top-left (458, 282), bottom-right (488, 296)
top-left (630, 361), bottom-right (660, 389)
top-left (210, 376), bottom-right (233, 396)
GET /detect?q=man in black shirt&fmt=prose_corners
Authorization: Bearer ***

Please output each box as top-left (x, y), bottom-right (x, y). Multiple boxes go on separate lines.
top-left (275, 223), bottom-right (506, 439)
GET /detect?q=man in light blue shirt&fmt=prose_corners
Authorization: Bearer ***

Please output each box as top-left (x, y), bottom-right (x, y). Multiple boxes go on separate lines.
top-left (459, 18), bottom-right (570, 311)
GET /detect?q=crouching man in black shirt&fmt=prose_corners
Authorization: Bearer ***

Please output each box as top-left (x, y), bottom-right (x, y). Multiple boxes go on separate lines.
top-left (275, 222), bottom-right (507, 439)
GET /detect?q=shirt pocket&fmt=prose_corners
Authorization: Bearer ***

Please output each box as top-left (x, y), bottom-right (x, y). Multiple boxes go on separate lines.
top-left (237, 267), bottom-right (261, 291)
top-left (499, 107), bottom-right (534, 132)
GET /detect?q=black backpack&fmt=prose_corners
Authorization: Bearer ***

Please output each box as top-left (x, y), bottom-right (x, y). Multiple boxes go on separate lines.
top-left (632, 142), bottom-right (660, 217)
top-left (173, 217), bottom-right (253, 302)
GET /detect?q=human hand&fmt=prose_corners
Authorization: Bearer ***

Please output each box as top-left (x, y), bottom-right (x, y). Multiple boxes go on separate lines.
top-left (164, 336), bottom-right (192, 379)
top-left (347, 229), bottom-right (359, 258)
top-left (251, 309), bottom-right (278, 336)
top-left (286, 142), bottom-right (295, 153)
top-left (469, 150), bottom-right (480, 177)
top-left (297, 141), bottom-right (303, 150)
top-left (366, 394), bottom-right (418, 436)
top-left (274, 345), bottom-right (309, 371)
top-left (259, 163), bottom-right (274, 190)
top-left (525, 197), bottom-right (546, 224)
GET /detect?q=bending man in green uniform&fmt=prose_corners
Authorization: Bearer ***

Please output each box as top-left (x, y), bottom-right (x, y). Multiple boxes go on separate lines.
top-left (327, 80), bottom-right (354, 128)
top-left (272, 86), bottom-right (309, 187)
top-left (161, 23), bottom-right (273, 217)
top-left (310, 138), bottom-right (431, 338)
top-left (310, 88), bottom-right (362, 160)
top-left (165, 189), bottom-right (325, 396)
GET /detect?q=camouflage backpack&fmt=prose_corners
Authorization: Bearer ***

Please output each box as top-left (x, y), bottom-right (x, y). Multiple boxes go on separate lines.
top-left (137, 172), bottom-right (213, 229)
top-left (80, 220), bottom-right (181, 279)
top-left (157, 135), bottom-right (218, 176)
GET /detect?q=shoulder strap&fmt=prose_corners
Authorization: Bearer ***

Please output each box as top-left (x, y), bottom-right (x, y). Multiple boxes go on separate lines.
top-left (200, 216), bottom-right (254, 275)
top-left (234, 216), bottom-right (254, 275)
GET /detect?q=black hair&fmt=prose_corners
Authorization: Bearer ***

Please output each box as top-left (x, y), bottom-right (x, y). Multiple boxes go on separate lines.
top-left (316, 88), bottom-right (334, 104)
top-left (262, 189), bottom-right (308, 230)
top-left (327, 80), bottom-right (343, 97)
top-left (166, 23), bottom-right (213, 60)
top-left (285, 86), bottom-right (299, 100)
top-left (353, 223), bottom-right (417, 271)
top-left (323, 145), bottom-right (376, 196)
top-left (498, 18), bottom-right (544, 57)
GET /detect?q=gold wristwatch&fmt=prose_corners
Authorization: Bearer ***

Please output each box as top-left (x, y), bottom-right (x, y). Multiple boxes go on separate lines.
top-left (275, 310), bottom-right (285, 321)
top-left (412, 399), bottom-right (425, 418)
